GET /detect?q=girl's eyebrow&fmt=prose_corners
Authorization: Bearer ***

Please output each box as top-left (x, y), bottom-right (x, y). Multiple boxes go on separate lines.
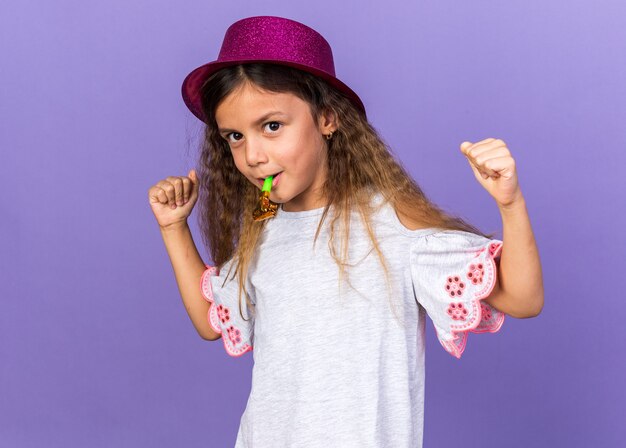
top-left (218, 111), bottom-right (287, 134)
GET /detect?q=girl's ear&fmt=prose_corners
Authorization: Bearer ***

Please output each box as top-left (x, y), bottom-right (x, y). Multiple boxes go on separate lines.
top-left (318, 107), bottom-right (338, 134)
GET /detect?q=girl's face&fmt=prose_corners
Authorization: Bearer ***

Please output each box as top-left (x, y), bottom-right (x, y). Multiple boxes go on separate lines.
top-left (215, 82), bottom-right (336, 212)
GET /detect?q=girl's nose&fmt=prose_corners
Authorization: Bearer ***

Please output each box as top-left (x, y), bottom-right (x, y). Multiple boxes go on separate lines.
top-left (244, 138), bottom-right (268, 167)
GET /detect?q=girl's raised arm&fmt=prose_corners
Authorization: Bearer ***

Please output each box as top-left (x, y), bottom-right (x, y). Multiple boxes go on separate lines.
top-left (149, 169), bottom-right (221, 341)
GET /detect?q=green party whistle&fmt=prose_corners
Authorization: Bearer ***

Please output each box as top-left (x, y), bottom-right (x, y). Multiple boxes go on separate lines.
top-left (252, 175), bottom-right (279, 221)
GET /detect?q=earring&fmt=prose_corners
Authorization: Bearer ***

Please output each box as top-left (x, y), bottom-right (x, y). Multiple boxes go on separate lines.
top-left (325, 131), bottom-right (334, 140)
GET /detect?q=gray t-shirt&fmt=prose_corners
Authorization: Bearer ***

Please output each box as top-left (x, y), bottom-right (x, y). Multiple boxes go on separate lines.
top-left (200, 192), bottom-right (505, 447)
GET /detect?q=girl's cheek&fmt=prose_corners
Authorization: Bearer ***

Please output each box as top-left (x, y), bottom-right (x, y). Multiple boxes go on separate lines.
top-left (233, 154), bottom-right (244, 166)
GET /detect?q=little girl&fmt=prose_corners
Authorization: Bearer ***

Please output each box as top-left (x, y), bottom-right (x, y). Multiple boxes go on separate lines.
top-left (149, 15), bottom-right (544, 448)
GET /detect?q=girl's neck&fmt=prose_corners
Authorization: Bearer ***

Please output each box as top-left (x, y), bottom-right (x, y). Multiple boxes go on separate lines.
top-left (276, 202), bottom-right (327, 219)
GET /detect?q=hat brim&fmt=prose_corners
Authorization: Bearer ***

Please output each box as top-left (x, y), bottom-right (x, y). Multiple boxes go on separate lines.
top-left (181, 59), bottom-right (366, 123)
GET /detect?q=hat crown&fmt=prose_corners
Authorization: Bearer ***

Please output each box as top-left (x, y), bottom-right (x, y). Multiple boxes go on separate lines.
top-left (181, 15), bottom-right (366, 123)
top-left (218, 16), bottom-right (336, 77)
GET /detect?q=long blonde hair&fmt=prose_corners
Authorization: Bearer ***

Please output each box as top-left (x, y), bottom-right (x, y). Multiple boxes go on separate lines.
top-left (193, 63), bottom-right (496, 325)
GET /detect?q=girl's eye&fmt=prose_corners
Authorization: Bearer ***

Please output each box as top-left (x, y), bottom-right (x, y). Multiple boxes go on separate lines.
top-left (224, 121), bottom-right (282, 144)
top-left (225, 132), bottom-right (243, 143)
top-left (264, 121), bottom-right (282, 133)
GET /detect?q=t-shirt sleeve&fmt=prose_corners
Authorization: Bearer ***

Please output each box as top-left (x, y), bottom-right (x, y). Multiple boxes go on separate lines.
top-left (200, 257), bottom-right (255, 357)
top-left (410, 229), bottom-right (505, 359)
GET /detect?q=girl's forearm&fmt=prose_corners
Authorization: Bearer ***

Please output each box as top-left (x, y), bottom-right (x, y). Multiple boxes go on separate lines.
top-left (160, 223), bottom-right (219, 340)
top-left (486, 195), bottom-right (545, 318)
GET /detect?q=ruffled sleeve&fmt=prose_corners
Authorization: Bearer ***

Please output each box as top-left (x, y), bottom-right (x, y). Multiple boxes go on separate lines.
top-left (200, 257), bottom-right (254, 357)
top-left (410, 230), bottom-right (504, 359)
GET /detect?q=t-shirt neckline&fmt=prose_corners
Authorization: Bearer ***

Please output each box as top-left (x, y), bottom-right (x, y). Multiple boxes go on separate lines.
top-left (273, 191), bottom-right (384, 220)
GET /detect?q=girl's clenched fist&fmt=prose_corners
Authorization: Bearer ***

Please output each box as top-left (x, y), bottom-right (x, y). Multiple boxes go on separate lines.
top-left (459, 138), bottom-right (523, 208)
top-left (148, 169), bottom-right (199, 229)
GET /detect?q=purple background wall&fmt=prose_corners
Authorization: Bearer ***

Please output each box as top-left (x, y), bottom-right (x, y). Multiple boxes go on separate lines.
top-left (2, 0), bottom-right (624, 447)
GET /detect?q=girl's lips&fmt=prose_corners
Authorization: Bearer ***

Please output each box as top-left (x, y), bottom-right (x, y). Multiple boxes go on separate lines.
top-left (257, 171), bottom-right (283, 187)
top-left (272, 171), bottom-right (282, 187)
